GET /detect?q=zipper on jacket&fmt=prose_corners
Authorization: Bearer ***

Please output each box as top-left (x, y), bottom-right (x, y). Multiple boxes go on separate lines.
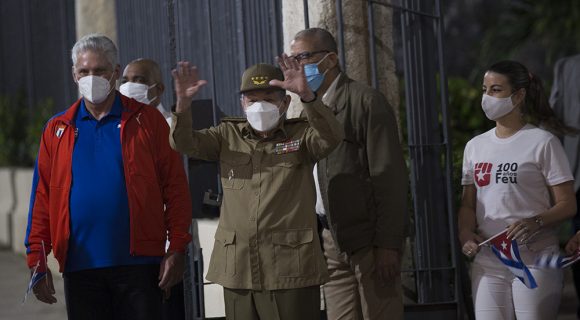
top-left (121, 113), bottom-right (136, 256)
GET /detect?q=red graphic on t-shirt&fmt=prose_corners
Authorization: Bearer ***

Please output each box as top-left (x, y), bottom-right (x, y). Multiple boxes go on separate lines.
top-left (474, 162), bottom-right (493, 187)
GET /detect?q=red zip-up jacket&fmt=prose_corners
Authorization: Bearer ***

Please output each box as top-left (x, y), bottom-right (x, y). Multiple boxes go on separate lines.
top-left (25, 93), bottom-right (192, 272)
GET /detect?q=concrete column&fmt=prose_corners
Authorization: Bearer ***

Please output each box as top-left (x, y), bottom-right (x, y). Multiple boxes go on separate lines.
top-left (75, 0), bottom-right (117, 42)
top-left (282, 0), bottom-right (399, 119)
top-left (0, 168), bottom-right (14, 248)
top-left (11, 168), bottom-right (33, 255)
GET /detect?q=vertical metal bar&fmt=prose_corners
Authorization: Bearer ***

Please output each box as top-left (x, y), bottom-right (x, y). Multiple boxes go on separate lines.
top-left (434, 0), bottom-right (463, 314)
top-left (206, 0), bottom-right (223, 199)
top-left (400, 0), bottom-right (422, 302)
top-left (335, 0), bottom-right (346, 72)
top-left (59, 0), bottom-right (72, 102)
top-left (22, 0), bottom-right (35, 109)
top-left (270, 0), bottom-right (279, 61)
top-left (367, 0), bottom-right (378, 89)
top-left (205, 0), bottom-right (218, 128)
top-left (275, 0), bottom-right (284, 58)
top-left (412, 0), bottom-right (435, 293)
top-left (167, 0), bottom-right (177, 102)
top-left (235, 1), bottom-right (246, 79)
top-left (0, 1), bottom-right (4, 93)
top-left (303, 0), bottom-right (310, 28)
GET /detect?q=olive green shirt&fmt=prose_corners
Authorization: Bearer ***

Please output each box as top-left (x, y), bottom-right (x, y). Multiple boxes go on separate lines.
top-left (170, 98), bottom-right (343, 290)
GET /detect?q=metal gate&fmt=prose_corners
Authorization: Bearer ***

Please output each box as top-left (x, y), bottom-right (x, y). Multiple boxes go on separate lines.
top-left (116, 0), bottom-right (465, 319)
top-left (298, 0), bottom-right (467, 318)
top-left (0, 0), bottom-right (76, 111)
top-left (369, 0), bottom-right (465, 318)
top-left (116, 0), bottom-right (282, 117)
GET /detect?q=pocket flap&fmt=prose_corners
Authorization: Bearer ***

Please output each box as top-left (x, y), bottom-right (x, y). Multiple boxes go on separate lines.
top-left (222, 151), bottom-right (251, 166)
top-left (215, 227), bottom-right (236, 246)
top-left (272, 229), bottom-right (313, 248)
top-left (269, 153), bottom-right (301, 167)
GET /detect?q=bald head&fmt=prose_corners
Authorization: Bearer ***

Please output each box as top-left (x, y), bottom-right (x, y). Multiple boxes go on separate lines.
top-left (121, 58), bottom-right (165, 107)
top-left (293, 28), bottom-right (337, 53)
top-left (122, 58), bottom-right (163, 85)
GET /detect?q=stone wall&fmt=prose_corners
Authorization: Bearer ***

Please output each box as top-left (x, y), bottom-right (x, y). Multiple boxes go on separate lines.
top-left (75, 0), bottom-right (117, 41)
top-left (0, 168), bottom-right (60, 272)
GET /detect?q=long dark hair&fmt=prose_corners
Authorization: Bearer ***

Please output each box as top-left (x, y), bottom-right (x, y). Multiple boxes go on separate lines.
top-left (487, 60), bottom-right (577, 136)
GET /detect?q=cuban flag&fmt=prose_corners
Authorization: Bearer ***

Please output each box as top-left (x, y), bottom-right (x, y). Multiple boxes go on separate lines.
top-left (22, 240), bottom-right (48, 304)
top-left (536, 250), bottom-right (580, 269)
top-left (483, 230), bottom-right (538, 289)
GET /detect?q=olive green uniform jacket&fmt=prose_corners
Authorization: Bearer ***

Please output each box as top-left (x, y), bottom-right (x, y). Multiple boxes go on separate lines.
top-left (318, 74), bottom-right (409, 254)
top-left (170, 98), bottom-right (343, 290)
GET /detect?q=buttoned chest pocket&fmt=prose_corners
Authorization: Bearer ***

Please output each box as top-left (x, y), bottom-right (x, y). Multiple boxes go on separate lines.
top-left (220, 151), bottom-right (252, 190)
top-left (272, 229), bottom-right (315, 277)
top-left (267, 153), bottom-right (302, 191)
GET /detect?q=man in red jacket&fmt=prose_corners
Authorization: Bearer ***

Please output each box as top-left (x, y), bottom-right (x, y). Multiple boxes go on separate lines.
top-left (25, 34), bottom-right (192, 320)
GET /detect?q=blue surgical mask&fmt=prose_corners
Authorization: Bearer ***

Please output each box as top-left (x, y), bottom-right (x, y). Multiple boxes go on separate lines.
top-left (304, 53), bottom-right (331, 92)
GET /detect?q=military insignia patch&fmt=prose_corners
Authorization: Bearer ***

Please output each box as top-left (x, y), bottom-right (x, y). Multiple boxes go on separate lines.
top-left (251, 76), bottom-right (269, 85)
top-left (55, 126), bottom-right (65, 138)
top-left (274, 139), bottom-right (300, 154)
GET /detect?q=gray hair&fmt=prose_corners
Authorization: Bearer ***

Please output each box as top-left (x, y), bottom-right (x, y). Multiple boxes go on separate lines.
top-left (71, 33), bottom-right (118, 68)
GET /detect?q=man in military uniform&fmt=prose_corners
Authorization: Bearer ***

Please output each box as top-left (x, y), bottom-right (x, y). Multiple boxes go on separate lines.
top-left (169, 58), bottom-right (344, 319)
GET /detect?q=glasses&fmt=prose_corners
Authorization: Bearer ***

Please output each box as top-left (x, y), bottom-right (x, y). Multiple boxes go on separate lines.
top-left (291, 50), bottom-right (329, 62)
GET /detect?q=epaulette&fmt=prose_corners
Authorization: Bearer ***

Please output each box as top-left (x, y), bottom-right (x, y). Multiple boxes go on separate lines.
top-left (285, 117), bottom-right (308, 123)
top-left (221, 117), bottom-right (247, 123)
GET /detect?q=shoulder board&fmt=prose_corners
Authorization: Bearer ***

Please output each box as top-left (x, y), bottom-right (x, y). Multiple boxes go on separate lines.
top-left (221, 117), bottom-right (247, 123)
top-left (285, 117), bottom-right (308, 123)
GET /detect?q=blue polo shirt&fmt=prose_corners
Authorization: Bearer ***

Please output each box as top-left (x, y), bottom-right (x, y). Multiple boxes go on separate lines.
top-left (65, 96), bottom-right (162, 272)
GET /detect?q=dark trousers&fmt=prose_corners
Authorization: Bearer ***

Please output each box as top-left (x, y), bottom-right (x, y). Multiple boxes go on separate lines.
top-left (162, 281), bottom-right (185, 320)
top-left (64, 264), bottom-right (162, 320)
top-left (573, 191), bottom-right (580, 317)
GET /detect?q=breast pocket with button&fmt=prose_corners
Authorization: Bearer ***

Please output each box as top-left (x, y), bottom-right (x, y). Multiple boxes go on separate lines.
top-left (220, 151), bottom-right (252, 190)
top-left (272, 228), bottom-right (315, 277)
top-left (267, 153), bottom-right (302, 191)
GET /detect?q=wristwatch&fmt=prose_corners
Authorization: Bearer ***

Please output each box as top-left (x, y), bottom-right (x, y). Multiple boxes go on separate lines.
top-left (534, 215), bottom-right (544, 228)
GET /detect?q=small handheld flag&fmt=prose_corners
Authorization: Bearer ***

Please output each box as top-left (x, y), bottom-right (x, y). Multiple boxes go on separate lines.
top-left (535, 250), bottom-right (580, 269)
top-left (22, 240), bottom-right (48, 304)
top-left (480, 230), bottom-right (538, 289)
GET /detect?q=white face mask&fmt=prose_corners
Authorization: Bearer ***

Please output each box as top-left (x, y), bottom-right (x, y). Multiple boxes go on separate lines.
top-left (245, 101), bottom-right (283, 132)
top-left (481, 94), bottom-right (516, 120)
top-left (77, 74), bottom-right (114, 104)
top-left (119, 82), bottom-right (157, 105)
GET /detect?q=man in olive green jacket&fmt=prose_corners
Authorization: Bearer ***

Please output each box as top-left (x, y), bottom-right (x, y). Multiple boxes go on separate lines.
top-left (290, 28), bottom-right (409, 319)
top-left (169, 59), bottom-right (343, 319)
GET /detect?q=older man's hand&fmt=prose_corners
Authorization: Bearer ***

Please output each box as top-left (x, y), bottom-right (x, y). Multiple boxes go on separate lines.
top-left (158, 251), bottom-right (186, 298)
top-left (374, 248), bottom-right (401, 286)
top-left (171, 61), bottom-right (207, 113)
top-left (270, 53), bottom-right (315, 102)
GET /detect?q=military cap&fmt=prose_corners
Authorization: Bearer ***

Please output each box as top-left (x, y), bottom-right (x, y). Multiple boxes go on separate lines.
top-left (240, 63), bottom-right (284, 93)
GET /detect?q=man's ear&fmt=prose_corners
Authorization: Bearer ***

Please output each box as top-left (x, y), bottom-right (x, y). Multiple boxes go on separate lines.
top-left (71, 67), bottom-right (77, 83)
top-left (328, 52), bottom-right (339, 69)
top-left (156, 83), bottom-right (165, 96)
top-left (280, 94), bottom-right (291, 114)
top-left (240, 95), bottom-right (247, 112)
top-left (113, 64), bottom-right (121, 80)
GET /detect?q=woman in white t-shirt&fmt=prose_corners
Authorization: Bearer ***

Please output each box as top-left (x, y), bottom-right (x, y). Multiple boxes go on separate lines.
top-left (458, 60), bottom-right (577, 320)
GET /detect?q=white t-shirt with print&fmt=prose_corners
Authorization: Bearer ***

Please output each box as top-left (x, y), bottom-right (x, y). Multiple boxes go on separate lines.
top-left (461, 124), bottom-right (573, 247)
